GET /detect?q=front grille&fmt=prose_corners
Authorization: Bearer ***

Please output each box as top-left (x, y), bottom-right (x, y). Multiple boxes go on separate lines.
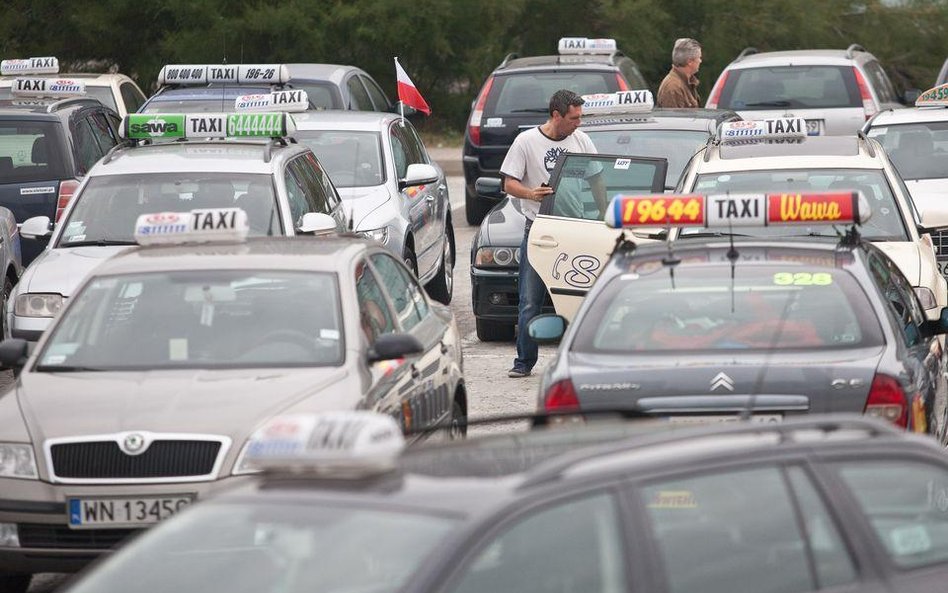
top-left (17, 523), bottom-right (139, 550)
top-left (51, 440), bottom-right (221, 479)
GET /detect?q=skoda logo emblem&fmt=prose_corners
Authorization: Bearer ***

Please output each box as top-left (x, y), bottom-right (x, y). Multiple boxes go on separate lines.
top-left (122, 433), bottom-right (147, 455)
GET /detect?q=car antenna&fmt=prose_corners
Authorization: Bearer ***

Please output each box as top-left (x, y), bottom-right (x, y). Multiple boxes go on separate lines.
top-left (726, 215), bottom-right (739, 314)
top-left (661, 215), bottom-right (680, 289)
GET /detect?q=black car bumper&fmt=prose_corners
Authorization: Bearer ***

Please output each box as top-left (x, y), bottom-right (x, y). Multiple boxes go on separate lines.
top-left (471, 267), bottom-right (554, 322)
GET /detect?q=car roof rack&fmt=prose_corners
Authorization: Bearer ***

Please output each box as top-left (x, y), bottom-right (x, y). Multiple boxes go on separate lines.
top-left (46, 97), bottom-right (100, 113)
top-left (856, 129), bottom-right (876, 158)
top-left (846, 43), bottom-right (867, 59)
top-left (498, 52), bottom-right (519, 69)
top-left (735, 47), bottom-right (758, 61)
top-left (519, 415), bottom-right (898, 489)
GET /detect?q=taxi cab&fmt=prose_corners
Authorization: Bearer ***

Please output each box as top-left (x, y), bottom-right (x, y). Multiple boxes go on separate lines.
top-left (8, 102), bottom-right (348, 341)
top-left (140, 63), bottom-right (312, 114)
top-left (529, 192), bottom-right (948, 437)
top-left (0, 56), bottom-right (146, 117)
top-left (864, 83), bottom-right (948, 278)
top-left (0, 210), bottom-right (465, 587)
top-left (61, 410), bottom-right (948, 593)
top-left (675, 116), bottom-right (948, 320)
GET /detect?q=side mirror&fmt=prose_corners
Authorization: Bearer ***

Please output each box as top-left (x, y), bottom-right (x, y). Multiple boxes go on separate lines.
top-left (0, 338), bottom-right (29, 370)
top-left (903, 88), bottom-right (921, 105)
top-left (367, 333), bottom-right (424, 364)
top-left (298, 212), bottom-right (337, 236)
top-left (20, 216), bottom-right (52, 240)
top-left (399, 163), bottom-right (439, 191)
top-left (527, 314), bottom-right (567, 345)
top-left (475, 177), bottom-right (504, 200)
top-left (918, 207), bottom-right (948, 235)
top-left (922, 307), bottom-right (948, 337)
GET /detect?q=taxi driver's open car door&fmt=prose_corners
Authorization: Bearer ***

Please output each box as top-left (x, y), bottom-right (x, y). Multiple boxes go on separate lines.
top-left (528, 152), bottom-right (667, 321)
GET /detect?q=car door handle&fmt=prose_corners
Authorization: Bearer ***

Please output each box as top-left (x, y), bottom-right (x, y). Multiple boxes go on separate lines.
top-left (410, 364), bottom-right (420, 379)
top-left (530, 237), bottom-right (559, 248)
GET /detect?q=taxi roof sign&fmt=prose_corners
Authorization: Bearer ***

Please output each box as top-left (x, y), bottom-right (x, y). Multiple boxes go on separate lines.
top-left (121, 112), bottom-right (295, 140)
top-left (11, 77), bottom-right (85, 98)
top-left (134, 208), bottom-right (249, 245)
top-left (582, 90), bottom-right (653, 115)
top-left (240, 412), bottom-right (405, 477)
top-left (1, 57), bottom-right (59, 76)
top-left (558, 37), bottom-right (618, 54)
top-left (719, 118), bottom-right (807, 143)
top-left (235, 89), bottom-right (308, 113)
top-left (915, 83), bottom-right (948, 107)
top-left (604, 191), bottom-right (871, 229)
top-left (157, 64), bottom-right (291, 86)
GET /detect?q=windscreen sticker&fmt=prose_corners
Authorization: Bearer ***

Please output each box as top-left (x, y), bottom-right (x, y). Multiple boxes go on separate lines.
top-left (69, 234), bottom-right (86, 242)
top-left (648, 490), bottom-right (698, 509)
top-left (320, 329), bottom-right (340, 340)
top-left (773, 272), bottom-right (832, 286)
top-left (63, 221), bottom-right (86, 237)
top-left (614, 158), bottom-right (631, 170)
top-left (20, 186), bottom-right (55, 195)
top-left (889, 524), bottom-right (931, 556)
top-left (43, 354), bottom-right (66, 365)
top-left (169, 338), bottom-right (188, 361)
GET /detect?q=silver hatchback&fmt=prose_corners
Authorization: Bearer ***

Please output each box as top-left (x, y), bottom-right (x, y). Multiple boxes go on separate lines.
top-left (707, 45), bottom-right (905, 135)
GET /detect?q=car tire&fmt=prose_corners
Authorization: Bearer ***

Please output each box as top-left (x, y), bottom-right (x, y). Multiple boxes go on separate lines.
top-left (476, 318), bottom-right (515, 342)
top-left (450, 398), bottom-right (467, 439)
top-left (425, 222), bottom-right (454, 305)
top-left (1, 274), bottom-right (12, 339)
top-left (465, 188), bottom-right (488, 226)
top-left (403, 247), bottom-right (419, 278)
top-left (0, 574), bottom-right (31, 593)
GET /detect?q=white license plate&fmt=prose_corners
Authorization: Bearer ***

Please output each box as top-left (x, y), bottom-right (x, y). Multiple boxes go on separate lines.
top-left (806, 120), bottom-right (823, 136)
top-left (666, 414), bottom-right (783, 424)
top-left (68, 495), bottom-right (193, 529)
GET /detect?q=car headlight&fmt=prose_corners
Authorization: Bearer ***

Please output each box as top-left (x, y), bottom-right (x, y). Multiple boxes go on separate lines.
top-left (357, 227), bottom-right (389, 245)
top-left (0, 444), bottom-right (38, 479)
top-left (14, 293), bottom-right (64, 318)
top-left (914, 287), bottom-right (937, 310)
top-left (231, 442), bottom-right (261, 476)
top-left (474, 247), bottom-right (521, 269)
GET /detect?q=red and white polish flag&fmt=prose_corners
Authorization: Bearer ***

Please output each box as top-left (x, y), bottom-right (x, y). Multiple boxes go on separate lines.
top-left (395, 58), bottom-right (431, 115)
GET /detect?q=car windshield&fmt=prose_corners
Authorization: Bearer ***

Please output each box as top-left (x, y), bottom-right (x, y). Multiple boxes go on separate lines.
top-left (867, 122), bottom-right (948, 180)
top-left (0, 84), bottom-right (117, 111)
top-left (58, 173), bottom-right (280, 246)
top-left (688, 169), bottom-right (908, 240)
top-left (66, 501), bottom-right (457, 593)
top-left (573, 263), bottom-right (882, 353)
top-left (587, 129), bottom-right (708, 186)
top-left (718, 66), bottom-right (860, 110)
top-left (0, 120), bottom-right (67, 182)
top-left (37, 270), bottom-right (344, 370)
top-left (141, 87), bottom-right (274, 114)
top-left (296, 130), bottom-right (385, 187)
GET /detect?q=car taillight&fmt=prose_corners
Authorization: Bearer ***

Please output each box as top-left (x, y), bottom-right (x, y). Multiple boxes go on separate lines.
top-left (864, 373), bottom-right (908, 428)
top-left (852, 67), bottom-right (878, 120)
top-left (615, 73), bottom-right (629, 91)
top-left (706, 70), bottom-right (729, 109)
top-left (544, 378), bottom-right (581, 412)
top-left (468, 75), bottom-right (494, 147)
top-left (55, 179), bottom-right (80, 222)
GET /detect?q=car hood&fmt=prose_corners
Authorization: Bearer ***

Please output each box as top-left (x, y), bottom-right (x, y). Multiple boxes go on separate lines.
top-left (565, 348), bottom-right (882, 415)
top-left (336, 185), bottom-right (391, 230)
top-left (874, 241), bottom-right (922, 286)
top-left (24, 246), bottom-right (134, 296)
top-left (903, 179), bottom-right (948, 216)
top-left (478, 197), bottom-right (527, 249)
top-left (14, 367), bottom-right (352, 441)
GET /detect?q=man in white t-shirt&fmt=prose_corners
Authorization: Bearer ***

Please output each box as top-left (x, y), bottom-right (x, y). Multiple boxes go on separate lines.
top-left (500, 89), bottom-right (599, 378)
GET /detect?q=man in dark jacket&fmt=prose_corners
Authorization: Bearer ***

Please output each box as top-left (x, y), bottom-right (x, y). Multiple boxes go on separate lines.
top-left (657, 38), bottom-right (702, 108)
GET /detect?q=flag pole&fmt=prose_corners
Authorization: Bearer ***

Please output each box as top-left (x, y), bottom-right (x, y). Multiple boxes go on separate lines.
top-left (395, 57), bottom-right (405, 126)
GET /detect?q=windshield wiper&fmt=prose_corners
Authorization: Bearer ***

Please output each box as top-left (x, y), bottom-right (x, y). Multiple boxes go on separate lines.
top-left (744, 101), bottom-right (792, 107)
top-left (61, 239), bottom-right (137, 247)
top-left (510, 108), bottom-right (549, 113)
top-left (35, 365), bottom-right (106, 372)
top-left (679, 231), bottom-right (750, 239)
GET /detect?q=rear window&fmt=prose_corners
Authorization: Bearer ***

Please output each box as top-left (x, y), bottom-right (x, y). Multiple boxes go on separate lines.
top-left (867, 122), bottom-right (948, 180)
top-left (719, 66), bottom-right (860, 110)
top-left (0, 120), bottom-right (68, 182)
top-left (586, 129), bottom-right (708, 187)
top-left (487, 71), bottom-right (618, 116)
top-left (293, 83), bottom-right (342, 110)
top-left (0, 85), bottom-right (117, 111)
top-left (573, 264), bottom-right (883, 353)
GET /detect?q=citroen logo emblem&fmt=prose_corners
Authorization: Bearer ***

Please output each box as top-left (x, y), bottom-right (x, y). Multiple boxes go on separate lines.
top-left (122, 433), bottom-right (147, 455)
top-left (710, 372), bottom-right (735, 392)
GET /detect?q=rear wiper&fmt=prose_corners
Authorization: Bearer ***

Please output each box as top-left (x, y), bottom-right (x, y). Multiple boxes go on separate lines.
top-left (61, 239), bottom-right (137, 247)
top-left (509, 108), bottom-right (549, 113)
top-left (744, 101), bottom-right (792, 107)
top-left (35, 365), bottom-right (106, 372)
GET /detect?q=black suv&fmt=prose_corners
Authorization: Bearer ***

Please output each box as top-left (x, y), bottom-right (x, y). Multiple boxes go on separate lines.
top-left (463, 38), bottom-right (648, 225)
top-left (0, 98), bottom-right (120, 264)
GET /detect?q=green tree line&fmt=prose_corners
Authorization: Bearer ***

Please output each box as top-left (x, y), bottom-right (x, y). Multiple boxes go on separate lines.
top-left (1, 0), bottom-right (946, 133)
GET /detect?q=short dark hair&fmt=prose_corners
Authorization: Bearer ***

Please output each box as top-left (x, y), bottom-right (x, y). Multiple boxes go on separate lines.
top-left (549, 89), bottom-right (584, 117)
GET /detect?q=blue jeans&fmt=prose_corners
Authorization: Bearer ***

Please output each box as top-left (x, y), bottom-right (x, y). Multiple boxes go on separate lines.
top-left (514, 220), bottom-right (546, 371)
